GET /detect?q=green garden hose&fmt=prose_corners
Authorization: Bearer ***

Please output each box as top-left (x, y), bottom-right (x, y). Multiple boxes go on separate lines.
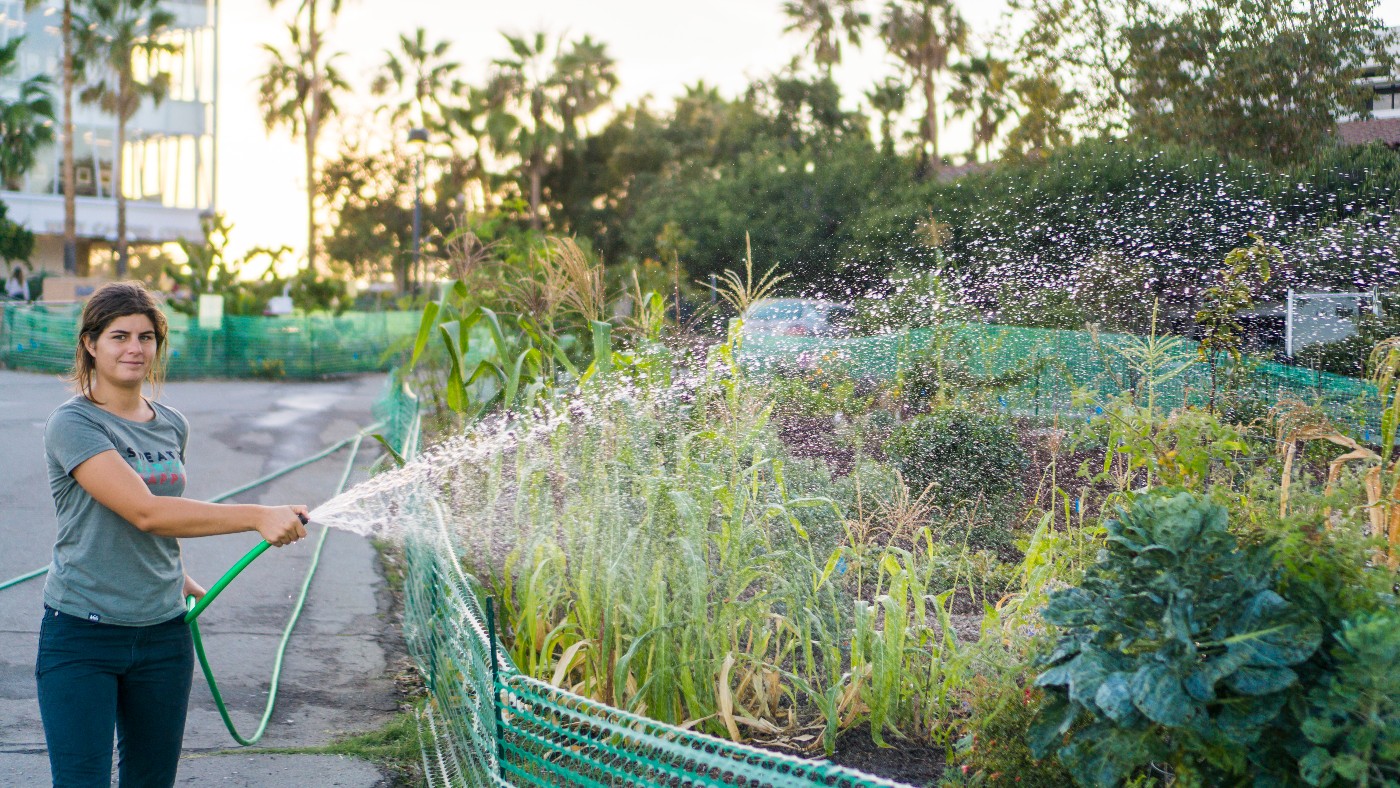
top-left (184, 428), bottom-right (371, 746)
top-left (0, 566), bottom-right (48, 593)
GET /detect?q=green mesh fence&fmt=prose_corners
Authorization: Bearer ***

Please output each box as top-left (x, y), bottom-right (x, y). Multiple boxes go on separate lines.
top-left (0, 303), bottom-right (423, 379)
top-left (399, 494), bottom-right (911, 788)
top-left (739, 324), bottom-right (1380, 435)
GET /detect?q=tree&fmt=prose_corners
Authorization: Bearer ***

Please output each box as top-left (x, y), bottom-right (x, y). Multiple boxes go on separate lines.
top-left (369, 27), bottom-right (463, 138)
top-left (485, 31), bottom-right (617, 231)
top-left (553, 35), bottom-right (618, 142)
top-left (62, 0), bottom-right (77, 273)
top-left (549, 34), bottom-right (618, 227)
top-left (257, 0), bottom-right (350, 272)
top-left (1123, 0), bottom-right (1393, 164)
top-left (0, 33), bottom-right (43, 268)
top-left (485, 31), bottom-right (555, 231)
top-left (164, 212), bottom-right (239, 309)
top-left (947, 53), bottom-right (1014, 162)
top-left (1006, 0), bottom-right (1135, 138)
top-left (1001, 72), bottom-right (1075, 158)
top-left (321, 137), bottom-right (472, 293)
top-left (17, 0), bottom-right (80, 272)
top-left (74, 0), bottom-right (177, 277)
top-left (1006, 0), bottom-right (1394, 164)
top-left (782, 0), bottom-right (871, 74)
top-left (866, 77), bottom-right (907, 155)
top-left (0, 36), bottom-right (55, 186)
top-left (880, 0), bottom-right (969, 173)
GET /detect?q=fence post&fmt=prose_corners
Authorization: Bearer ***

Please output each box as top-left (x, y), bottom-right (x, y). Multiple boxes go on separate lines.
top-left (486, 597), bottom-right (506, 780)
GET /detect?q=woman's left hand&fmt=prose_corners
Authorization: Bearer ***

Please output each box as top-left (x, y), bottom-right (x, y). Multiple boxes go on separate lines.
top-left (183, 574), bottom-right (207, 601)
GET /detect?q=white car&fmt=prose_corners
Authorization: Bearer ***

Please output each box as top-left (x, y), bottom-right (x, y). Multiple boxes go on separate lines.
top-left (740, 298), bottom-right (854, 338)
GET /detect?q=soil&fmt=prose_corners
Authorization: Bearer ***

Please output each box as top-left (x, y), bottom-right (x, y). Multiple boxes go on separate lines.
top-left (824, 724), bottom-right (947, 787)
top-left (777, 413), bottom-right (857, 475)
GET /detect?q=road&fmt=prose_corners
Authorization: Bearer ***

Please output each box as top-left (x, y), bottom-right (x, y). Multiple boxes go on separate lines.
top-left (0, 370), bottom-right (404, 786)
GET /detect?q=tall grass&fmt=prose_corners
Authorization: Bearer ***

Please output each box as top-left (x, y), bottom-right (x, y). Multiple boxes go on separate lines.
top-left (424, 334), bottom-right (999, 755)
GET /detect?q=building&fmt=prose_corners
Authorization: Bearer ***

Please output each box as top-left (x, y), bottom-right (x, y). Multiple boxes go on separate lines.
top-left (1337, 26), bottom-right (1400, 147)
top-left (0, 0), bottom-right (216, 277)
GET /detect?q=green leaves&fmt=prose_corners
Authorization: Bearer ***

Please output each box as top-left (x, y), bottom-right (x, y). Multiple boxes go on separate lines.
top-left (1032, 490), bottom-right (1321, 784)
top-left (1130, 664), bottom-right (1196, 726)
top-left (1299, 611), bottom-right (1400, 787)
top-left (406, 278), bottom-right (627, 421)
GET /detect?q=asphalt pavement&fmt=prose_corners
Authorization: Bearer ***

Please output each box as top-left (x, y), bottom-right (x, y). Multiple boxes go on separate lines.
top-left (0, 370), bottom-right (404, 786)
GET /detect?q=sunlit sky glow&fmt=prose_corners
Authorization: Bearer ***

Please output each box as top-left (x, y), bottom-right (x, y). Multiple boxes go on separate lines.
top-left (216, 0), bottom-right (1400, 262)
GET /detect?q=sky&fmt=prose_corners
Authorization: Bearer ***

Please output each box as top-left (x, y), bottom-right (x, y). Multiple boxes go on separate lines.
top-left (215, 0), bottom-right (1400, 261)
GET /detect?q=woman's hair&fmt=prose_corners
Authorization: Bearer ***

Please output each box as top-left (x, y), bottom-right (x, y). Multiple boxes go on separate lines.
top-left (72, 281), bottom-right (169, 401)
top-left (10, 265), bottom-right (21, 282)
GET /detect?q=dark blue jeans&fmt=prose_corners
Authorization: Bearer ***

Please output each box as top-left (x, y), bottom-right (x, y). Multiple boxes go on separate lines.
top-left (35, 607), bottom-right (193, 788)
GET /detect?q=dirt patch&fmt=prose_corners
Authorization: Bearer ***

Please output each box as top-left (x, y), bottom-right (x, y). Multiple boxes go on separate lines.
top-left (825, 723), bottom-right (947, 787)
top-left (777, 413), bottom-right (856, 475)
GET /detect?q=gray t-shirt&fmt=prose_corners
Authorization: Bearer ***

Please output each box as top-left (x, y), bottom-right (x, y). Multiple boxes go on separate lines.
top-left (44, 395), bottom-right (190, 626)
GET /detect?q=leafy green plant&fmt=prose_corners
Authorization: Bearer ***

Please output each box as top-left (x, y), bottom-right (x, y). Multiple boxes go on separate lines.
top-left (1299, 611), bottom-right (1400, 787)
top-left (946, 673), bottom-right (1076, 788)
top-left (1089, 399), bottom-right (1253, 493)
top-left (885, 407), bottom-right (1027, 530)
top-left (1030, 490), bottom-right (1322, 786)
top-left (1194, 233), bottom-right (1278, 411)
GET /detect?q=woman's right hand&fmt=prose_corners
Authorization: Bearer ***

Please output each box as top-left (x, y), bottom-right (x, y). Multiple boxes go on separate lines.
top-left (255, 505), bottom-right (309, 547)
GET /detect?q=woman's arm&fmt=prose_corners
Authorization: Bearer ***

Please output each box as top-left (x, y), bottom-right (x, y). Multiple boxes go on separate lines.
top-left (71, 450), bottom-right (308, 546)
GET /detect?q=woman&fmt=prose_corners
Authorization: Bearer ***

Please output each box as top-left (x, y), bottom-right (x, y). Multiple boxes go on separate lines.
top-left (5, 264), bottom-right (26, 300)
top-left (37, 281), bottom-right (308, 787)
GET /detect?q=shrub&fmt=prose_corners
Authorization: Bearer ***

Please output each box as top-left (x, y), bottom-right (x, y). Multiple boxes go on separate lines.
top-left (1029, 490), bottom-right (1322, 786)
top-left (884, 407), bottom-right (1027, 517)
top-left (1299, 611), bottom-right (1400, 786)
top-left (945, 674), bottom-right (1077, 788)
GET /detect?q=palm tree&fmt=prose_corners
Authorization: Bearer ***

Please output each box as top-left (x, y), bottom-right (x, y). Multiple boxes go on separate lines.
top-left (17, 0), bottom-right (79, 272)
top-left (552, 35), bottom-right (617, 143)
top-left (449, 85), bottom-right (498, 213)
top-left (62, 0), bottom-right (79, 273)
top-left (947, 53), bottom-right (1014, 162)
top-left (880, 0), bottom-right (968, 173)
top-left (369, 27), bottom-right (463, 138)
top-left (865, 77), bottom-right (906, 155)
top-left (483, 31), bottom-right (618, 231)
top-left (74, 0), bottom-right (178, 277)
top-left (486, 31), bottom-right (557, 231)
top-left (0, 36), bottom-right (55, 186)
top-left (258, 0), bottom-right (349, 272)
top-left (783, 0), bottom-right (870, 74)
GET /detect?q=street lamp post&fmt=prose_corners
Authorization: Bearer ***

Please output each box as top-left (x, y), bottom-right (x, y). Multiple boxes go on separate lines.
top-left (408, 127), bottom-right (428, 294)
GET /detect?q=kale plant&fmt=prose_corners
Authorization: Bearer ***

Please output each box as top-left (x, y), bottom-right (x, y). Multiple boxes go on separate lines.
top-left (1029, 490), bottom-right (1322, 785)
top-left (1299, 611), bottom-right (1400, 787)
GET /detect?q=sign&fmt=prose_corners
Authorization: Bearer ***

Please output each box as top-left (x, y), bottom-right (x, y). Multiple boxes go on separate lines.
top-left (264, 295), bottom-right (293, 316)
top-left (197, 293), bottom-right (223, 330)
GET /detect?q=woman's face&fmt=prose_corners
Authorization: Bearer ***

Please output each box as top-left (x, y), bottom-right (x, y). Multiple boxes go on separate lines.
top-left (83, 313), bottom-right (158, 390)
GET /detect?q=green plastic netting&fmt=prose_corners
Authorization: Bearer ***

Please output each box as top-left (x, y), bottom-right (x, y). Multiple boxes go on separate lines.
top-left (400, 491), bottom-right (910, 788)
top-left (738, 324), bottom-right (1380, 435)
top-left (0, 303), bottom-right (423, 379)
